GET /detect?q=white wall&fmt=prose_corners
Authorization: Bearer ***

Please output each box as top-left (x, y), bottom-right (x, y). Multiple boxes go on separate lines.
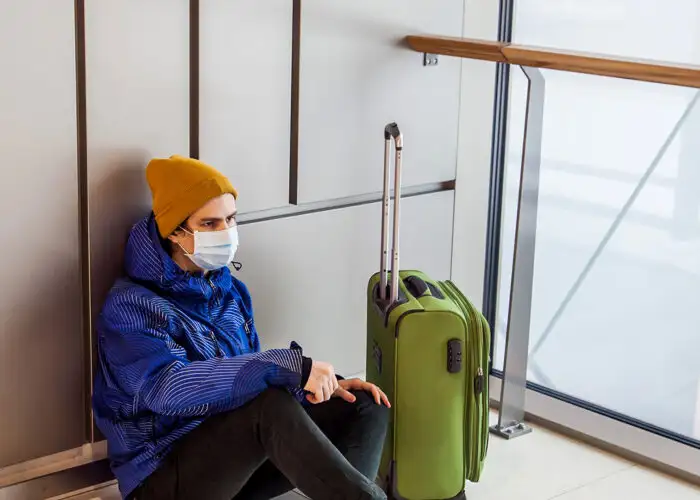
top-left (85, 0), bottom-right (190, 328)
top-left (238, 192), bottom-right (455, 376)
top-left (451, 0), bottom-right (501, 306)
top-left (199, 0), bottom-right (293, 213)
top-left (297, 0), bottom-right (463, 203)
top-left (85, 0), bottom-right (498, 380)
top-left (0, 0), bottom-right (85, 466)
top-left (0, 0), bottom-right (501, 467)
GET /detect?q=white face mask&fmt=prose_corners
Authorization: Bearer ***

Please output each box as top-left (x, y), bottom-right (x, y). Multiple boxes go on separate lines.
top-left (178, 225), bottom-right (239, 271)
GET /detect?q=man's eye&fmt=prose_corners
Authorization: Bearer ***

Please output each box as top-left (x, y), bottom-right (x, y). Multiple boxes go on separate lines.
top-left (201, 222), bottom-right (212, 227)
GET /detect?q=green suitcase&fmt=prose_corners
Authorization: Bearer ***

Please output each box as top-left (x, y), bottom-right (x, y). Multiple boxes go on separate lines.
top-left (366, 123), bottom-right (490, 500)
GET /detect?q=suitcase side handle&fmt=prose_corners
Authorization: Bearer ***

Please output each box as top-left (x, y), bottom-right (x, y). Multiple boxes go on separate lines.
top-left (403, 275), bottom-right (447, 300)
top-left (403, 275), bottom-right (428, 298)
top-left (379, 122), bottom-right (403, 304)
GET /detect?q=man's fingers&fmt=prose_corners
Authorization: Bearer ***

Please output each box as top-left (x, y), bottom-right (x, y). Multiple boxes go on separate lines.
top-left (306, 390), bottom-right (321, 404)
top-left (322, 384), bottom-right (331, 403)
top-left (331, 378), bottom-right (391, 407)
top-left (380, 390), bottom-right (391, 408)
top-left (366, 384), bottom-right (391, 407)
top-left (371, 386), bottom-right (382, 405)
top-left (336, 388), bottom-right (357, 403)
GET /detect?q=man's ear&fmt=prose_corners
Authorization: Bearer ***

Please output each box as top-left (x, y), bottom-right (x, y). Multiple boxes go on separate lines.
top-left (167, 227), bottom-right (185, 245)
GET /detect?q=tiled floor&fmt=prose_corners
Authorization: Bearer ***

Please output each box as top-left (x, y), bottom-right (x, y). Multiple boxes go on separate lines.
top-left (465, 414), bottom-right (700, 500)
top-left (65, 415), bottom-right (700, 500)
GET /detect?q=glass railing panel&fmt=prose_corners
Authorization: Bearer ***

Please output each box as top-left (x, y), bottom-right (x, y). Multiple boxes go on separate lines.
top-left (494, 68), bottom-right (700, 442)
top-left (514, 0), bottom-right (700, 65)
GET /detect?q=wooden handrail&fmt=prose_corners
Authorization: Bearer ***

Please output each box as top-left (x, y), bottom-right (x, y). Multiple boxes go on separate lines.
top-left (406, 35), bottom-right (700, 89)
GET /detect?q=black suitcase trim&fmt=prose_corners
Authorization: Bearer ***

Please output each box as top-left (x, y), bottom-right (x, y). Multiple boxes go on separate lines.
top-left (371, 281), bottom-right (408, 327)
top-left (387, 461), bottom-right (467, 500)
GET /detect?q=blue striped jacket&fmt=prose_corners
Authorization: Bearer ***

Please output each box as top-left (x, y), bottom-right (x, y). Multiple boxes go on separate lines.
top-left (92, 215), bottom-right (308, 499)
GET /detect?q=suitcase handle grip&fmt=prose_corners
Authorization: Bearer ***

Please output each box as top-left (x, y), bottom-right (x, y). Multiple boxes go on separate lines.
top-left (384, 122), bottom-right (402, 142)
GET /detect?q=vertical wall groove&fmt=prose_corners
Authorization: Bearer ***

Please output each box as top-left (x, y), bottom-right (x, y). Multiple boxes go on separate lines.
top-left (74, 0), bottom-right (93, 443)
top-left (289, 0), bottom-right (301, 205)
top-left (190, 0), bottom-right (200, 159)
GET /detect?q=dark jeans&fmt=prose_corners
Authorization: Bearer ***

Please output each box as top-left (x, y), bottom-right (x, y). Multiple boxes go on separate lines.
top-left (131, 388), bottom-right (390, 500)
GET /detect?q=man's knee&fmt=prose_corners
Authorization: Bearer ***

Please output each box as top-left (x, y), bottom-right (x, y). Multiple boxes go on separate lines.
top-left (350, 390), bottom-right (390, 426)
top-left (352, 390), bottom-right (387, 411)
top-left (254, 387), bottom-right (299, 413)
top-left (209, 388), bottom-right (298, 431)
top-left (247, 388), bottom-right (309, 439)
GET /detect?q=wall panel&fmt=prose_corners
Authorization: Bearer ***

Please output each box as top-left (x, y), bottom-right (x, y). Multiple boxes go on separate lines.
top-left (237, 191), bottom-right (454, 377)
top-left (85, 0), bottom-right (190, 330)
top-left (199, 0), bottom-right (292, 213)
top-left (451, 0), bottom-right (500, 307)
top-left (298, 0), bottom-right (463, 203)
top-left (0, 0), bottom-right (84, 466)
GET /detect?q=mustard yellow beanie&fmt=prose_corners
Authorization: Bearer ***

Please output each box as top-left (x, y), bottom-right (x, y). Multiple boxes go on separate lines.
top-left (146, 155), bottom-right (238, 238)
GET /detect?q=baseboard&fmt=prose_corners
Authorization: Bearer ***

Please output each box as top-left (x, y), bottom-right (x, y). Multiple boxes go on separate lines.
top-left (0, 442), bottom-right (107, 489)
top-left (0, 460), bottom-right (113, 500)
top-left (46, 480), bottom-right (117, 500)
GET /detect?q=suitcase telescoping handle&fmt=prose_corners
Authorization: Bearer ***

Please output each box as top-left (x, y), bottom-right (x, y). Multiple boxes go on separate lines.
top-left (379, 122), bottom-right (403, 304)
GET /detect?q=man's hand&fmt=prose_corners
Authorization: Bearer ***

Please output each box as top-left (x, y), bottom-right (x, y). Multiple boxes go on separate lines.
top-left (333, 378), bottom-right (391, 407)
top-left (303, 361), bottom-right (339, 404)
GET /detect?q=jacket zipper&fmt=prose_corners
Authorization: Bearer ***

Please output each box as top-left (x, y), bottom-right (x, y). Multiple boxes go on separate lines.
top-left (209, 330), bottom-right (223, 357)
top-left (205, 277), bottom-right (252, 355)
top-left (207, 278), bottom-right (219, 306)
top-left (243, 321), bottom-right (254, 350)
top-left (205, 278), bottom-right (223, 356)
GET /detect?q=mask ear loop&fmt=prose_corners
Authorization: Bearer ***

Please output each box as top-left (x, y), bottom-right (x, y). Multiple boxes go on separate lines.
top-left (228, 227), bottom-right (242, 271)
top-left (175, 226), bottom-right (196, 257)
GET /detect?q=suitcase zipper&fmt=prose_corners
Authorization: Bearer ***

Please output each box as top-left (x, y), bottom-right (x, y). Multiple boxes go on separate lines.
top-left (479, 314), bottom-right (492, 461)
top-left (439, 282), bottom-right (477, 477)
top-left (440, 280), bottom-right (489, 481)
top-left (468, 302), bottom-right (483, 479)
top-left (474, 367), bottom-right (484, 395)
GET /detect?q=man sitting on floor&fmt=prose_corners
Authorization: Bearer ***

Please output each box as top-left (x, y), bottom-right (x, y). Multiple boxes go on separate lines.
top-left (93, 155), bottom-right (390, 500)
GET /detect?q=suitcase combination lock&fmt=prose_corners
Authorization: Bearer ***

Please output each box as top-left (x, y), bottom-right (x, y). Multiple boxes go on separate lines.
top-left (447, 339), bottom-right (463, 373)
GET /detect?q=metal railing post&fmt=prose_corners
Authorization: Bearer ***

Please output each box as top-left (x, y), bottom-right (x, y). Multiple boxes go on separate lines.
top-left (490, 66), bottom-right (545, 439)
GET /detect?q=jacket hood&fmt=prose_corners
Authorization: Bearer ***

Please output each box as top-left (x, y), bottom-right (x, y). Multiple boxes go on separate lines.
top-left (123, 214), bottom-right (232, 302)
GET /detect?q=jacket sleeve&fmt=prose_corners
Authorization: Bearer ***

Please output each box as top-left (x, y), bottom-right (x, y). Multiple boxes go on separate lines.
top-left (97, 289), bottom-right (305, 417)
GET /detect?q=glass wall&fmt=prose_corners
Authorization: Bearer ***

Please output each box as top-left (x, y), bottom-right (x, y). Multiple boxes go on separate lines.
top-left (513, 0), bottom-right (700, 64)
top-left (494, 0), bottom-right (700, 443)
